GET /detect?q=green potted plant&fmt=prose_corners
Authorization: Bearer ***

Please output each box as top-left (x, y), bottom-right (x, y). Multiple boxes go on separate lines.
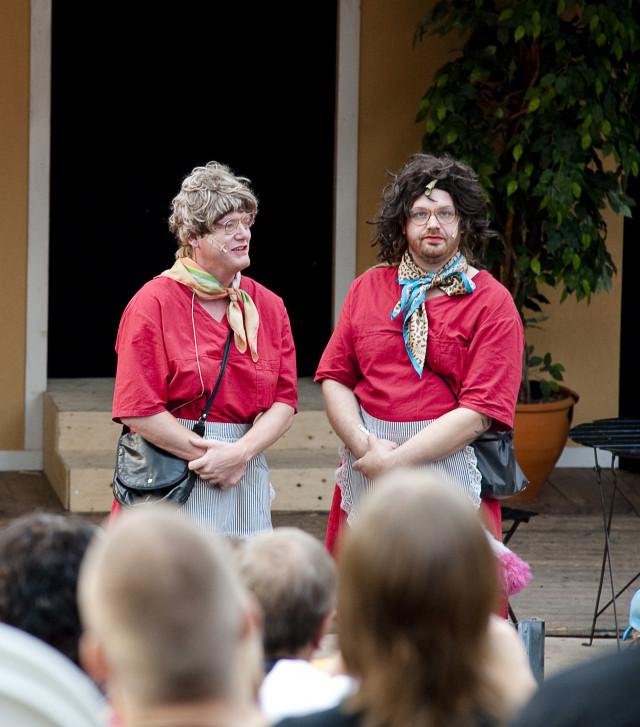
top-left (414, 0), bottom-right (640, 494)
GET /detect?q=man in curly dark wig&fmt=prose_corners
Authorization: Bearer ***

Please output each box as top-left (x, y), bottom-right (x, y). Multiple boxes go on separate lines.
top-left (315, 154), bottom-right (527, 614)
top-left (373, 154), bottom-right (498, 266)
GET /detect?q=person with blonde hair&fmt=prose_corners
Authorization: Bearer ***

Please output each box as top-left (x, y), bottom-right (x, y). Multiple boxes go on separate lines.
top-left (111, 160), bottom-right (297, 536)
top-left (77, 505), bottom-right (266, 727)
top-left (277, 469), bottom-right (536, 727)
top-left (235, 527), bottom-right (356, 721)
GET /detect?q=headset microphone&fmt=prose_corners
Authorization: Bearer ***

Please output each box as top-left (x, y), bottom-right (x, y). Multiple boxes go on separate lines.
top-left (208, 236), bottom-right (228, 253)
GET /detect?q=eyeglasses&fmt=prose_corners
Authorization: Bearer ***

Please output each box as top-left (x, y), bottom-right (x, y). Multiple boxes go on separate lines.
top-left (407, 207), bottom-right (457, 226)
top-left (212, 213), bottom-right (256, 235)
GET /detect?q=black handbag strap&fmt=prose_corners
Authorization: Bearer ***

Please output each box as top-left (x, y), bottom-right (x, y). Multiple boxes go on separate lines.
top-left (192, 329), bottom-right (234, 437)
top-left (121, 330), bottom-right (233, 439)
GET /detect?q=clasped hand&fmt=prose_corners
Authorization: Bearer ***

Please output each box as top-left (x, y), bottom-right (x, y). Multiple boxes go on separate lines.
top-left (352, 433), bottom-right (399, 480)
top-left (187, 436), bottom-right (247, 490)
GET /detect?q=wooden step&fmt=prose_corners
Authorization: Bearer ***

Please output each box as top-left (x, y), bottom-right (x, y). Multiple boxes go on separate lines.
top-left (45, 447), bottom-right (340, 514)
top-left (266, 449), bottom-right (339, 511)
top-left (43, 377), bottom-right (341, 513)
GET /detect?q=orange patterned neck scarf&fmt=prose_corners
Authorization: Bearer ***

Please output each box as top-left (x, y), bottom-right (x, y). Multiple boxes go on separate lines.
top-left (159, 258), bottom-right (259, 361)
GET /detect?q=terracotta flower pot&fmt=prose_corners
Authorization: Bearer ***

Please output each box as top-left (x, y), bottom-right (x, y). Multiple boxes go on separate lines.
top-left (505, 386), bottom-right (579, 502)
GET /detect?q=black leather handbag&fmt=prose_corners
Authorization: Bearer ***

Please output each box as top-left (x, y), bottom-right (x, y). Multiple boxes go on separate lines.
top-left (112, 331), bottom-right (233, 507)
top-left (112, 432), bottom-right (195, 506)
top-left (435, 373), bottom-right (528, 499)
top-left (472, 429), bottom-right (529, 499)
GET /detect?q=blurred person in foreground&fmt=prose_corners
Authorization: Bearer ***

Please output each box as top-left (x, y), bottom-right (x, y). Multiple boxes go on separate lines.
top-left (509, 641), bottom-right (640, 727)
top-left (78, 505), bottom-right (265, 727)
top-left (277, 469), bottom-right (536, 727)
top-left (508, 587), bottom-right (640, 726)
top-left (0, 621), bottom-right (107, 727)
top-left (0, 512), bottom-right (99, 667)
top-left (235, 527), bottom-right (356, 722)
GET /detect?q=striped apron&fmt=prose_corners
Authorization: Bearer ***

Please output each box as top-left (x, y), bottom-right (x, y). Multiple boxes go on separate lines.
top-left (336, 407), bottom-right (482, 525)
top-left (178, 419), bottom-right (273, 538)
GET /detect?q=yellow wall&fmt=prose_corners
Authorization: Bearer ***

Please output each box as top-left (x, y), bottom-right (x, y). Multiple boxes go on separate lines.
top-left (357, 0), bottom-right (622, 431)
top-left (525, 203), bottom-right (623, 428)
top-left (357, 0), bottom-right (448, 272)
top-left (0, 0), bottom-right (29, 450)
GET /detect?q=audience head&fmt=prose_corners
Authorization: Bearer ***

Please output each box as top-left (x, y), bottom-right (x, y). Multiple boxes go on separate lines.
top-left (0, 512), bottom-right (99, 666)
top-left (77, 505), bottom-right (249, 710)
top-left (338, 468), bottom-right (499, 727)
top-left (235, 527), bottom-right (336, 660)
top-left (0, 622), bottom-right (106, 727)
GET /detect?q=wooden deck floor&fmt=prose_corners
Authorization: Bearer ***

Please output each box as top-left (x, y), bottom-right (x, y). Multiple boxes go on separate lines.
top-left (2, 464), bottom-right (640, 640)
top-left (507, 465), bottom-right (640, 638)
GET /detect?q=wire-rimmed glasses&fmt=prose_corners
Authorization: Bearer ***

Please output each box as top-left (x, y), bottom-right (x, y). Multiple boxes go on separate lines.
top-left (407, 207), bottom-right (457, 226)
top-left (212, 213), bottom-right (256, 235)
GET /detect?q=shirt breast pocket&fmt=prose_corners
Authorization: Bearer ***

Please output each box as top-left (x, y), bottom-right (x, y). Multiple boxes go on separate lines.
top-left (427, 338), bottom-right (469, 383)
top-left (354, 328), bottom-right (401, 380)
top-left (255, 357), bottom-right (280, 409)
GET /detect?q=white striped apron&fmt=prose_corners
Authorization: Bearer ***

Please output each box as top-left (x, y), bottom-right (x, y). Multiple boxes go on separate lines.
top-left (178, 419), bottom-right (274, 538)
top-left (336, 407), bottom-right (482, 525)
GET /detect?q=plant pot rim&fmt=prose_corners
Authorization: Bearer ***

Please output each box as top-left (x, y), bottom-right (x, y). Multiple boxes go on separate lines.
top-left (515, 386), bottom-right (579, 414)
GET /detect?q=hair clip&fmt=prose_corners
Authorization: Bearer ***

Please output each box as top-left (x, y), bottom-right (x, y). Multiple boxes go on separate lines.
top-left (424, 179), bottom-right (438, 197)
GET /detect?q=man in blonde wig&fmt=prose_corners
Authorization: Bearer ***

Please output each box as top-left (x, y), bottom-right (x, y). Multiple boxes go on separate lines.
top-left (77, 506), bottom-right (265, 727)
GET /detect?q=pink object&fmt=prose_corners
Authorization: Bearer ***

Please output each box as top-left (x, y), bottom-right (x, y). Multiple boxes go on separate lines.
top-left (488, 534), bottom-right (532, 597)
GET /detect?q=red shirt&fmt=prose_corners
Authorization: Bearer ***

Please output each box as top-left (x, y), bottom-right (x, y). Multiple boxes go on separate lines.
top-left (113, 275), bottom-right (297, 423)
top-left (315, 267), bottom-right (523, 429)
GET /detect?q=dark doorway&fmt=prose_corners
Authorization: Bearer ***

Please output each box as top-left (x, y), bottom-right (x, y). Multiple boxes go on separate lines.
top-left (48, 3), bottom-right (337, 378)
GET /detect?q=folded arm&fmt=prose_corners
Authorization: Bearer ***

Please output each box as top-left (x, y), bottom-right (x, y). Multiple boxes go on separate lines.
top-left (321, 378), bottom-right (491, 481)
top-left (353, 407), bottom-right (491, 480)
top-left (187, 402), bottom-right (294, 489)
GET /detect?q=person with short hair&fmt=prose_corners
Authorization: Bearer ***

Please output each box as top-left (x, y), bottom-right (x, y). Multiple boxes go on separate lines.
top-left (111, 161), bottom-right (297, 536)
top-left (0, 512), bottom-right (99, 667)
top-left (235, 527), bottom-right (356, 721)
top-left (77, 505), bottom-right (266, 727)
top-left (275, 469), bottom-right (536, 727)
top-left (316, 154), bottom-right (528, 600)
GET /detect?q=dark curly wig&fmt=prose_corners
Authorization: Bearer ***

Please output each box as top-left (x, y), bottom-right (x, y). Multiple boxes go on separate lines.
top-left (373, 154), bottom-right (499, 266)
